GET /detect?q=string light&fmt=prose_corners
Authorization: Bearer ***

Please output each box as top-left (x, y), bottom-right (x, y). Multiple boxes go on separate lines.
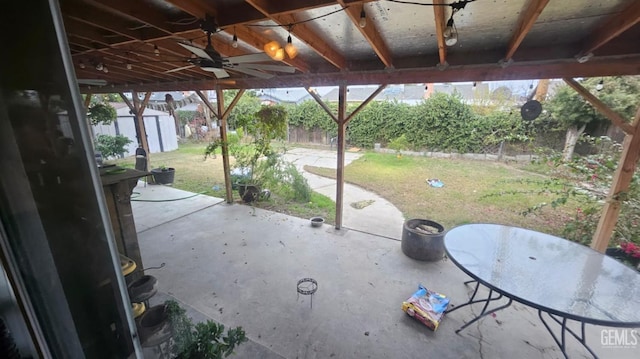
top-left (232, 27), bottom-right (238, 48)
top-left (103, 65), bottom-right (109, 73)
top-left (359, 8), bottom-right (367, 28)
top-left (79, 60), bottom-right (85, 69)
top-left (443, 16), bottom-right (458, 46)
top-left (285, 34), bottom-right (298, 59)
top-left (154, 45), bottom-right (160, 56)
top-left (126, 62), bottom-right (133, 70)
top-left (96, 62), bottom-right (104, 71)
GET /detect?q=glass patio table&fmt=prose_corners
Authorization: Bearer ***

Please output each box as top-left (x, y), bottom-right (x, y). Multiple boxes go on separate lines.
top-left (444, 223), bottom-right (640, 359)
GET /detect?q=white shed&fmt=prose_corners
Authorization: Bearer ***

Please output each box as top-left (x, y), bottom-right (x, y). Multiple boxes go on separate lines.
top-left (92, 103), bottom-right (178, 157)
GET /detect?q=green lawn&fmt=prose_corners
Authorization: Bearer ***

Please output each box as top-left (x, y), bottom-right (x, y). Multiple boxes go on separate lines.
top-left (114, 144), bottom-right (575, 235)
top-left (304, 152), bottom-right (574, 236)
top-left (113, 142), bottom-right (335, 223)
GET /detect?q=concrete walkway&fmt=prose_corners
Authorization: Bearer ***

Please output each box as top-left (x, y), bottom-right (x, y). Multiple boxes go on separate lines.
top-left (282, 147), bottom-right (406, 239)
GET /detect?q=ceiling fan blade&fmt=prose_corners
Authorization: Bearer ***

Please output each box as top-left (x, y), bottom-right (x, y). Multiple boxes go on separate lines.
top-left (165, 64), bottom-right (195, 73)
top-left (202, 67), bottom-right (230, 78)
top-left (226, 53), bottom-right (271, 64)
top-left (177, 42), bottom-right (213, 61)
top-left (77, 79), bottom-right (107, 86)
top-left (236, 63), bottom-right (296, 73)
top-left (229, 67), bottom-right (274, 79)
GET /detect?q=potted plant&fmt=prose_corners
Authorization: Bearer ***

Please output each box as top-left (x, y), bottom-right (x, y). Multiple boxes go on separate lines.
top-left (164, 300), bottom-right (247, 358)
top-left (151, 165), bottom-right (176, 185)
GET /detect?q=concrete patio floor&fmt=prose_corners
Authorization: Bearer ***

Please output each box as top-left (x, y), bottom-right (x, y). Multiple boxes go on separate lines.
top-left (132, 184), bottom-right (639, 359)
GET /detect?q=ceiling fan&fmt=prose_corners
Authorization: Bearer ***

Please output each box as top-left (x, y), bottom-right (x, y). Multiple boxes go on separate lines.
top-left (167, 25), bottom-right (296, 79)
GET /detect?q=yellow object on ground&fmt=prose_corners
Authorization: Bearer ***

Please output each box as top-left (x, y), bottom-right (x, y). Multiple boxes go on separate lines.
top-left (120, 254), bottom-right (137, 276)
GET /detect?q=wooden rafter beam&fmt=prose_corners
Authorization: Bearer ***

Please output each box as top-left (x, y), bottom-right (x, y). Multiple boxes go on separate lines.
top-left (83, 54), bottom-right (640, 94)
top-left (504, 0), bottom-right (550, 61)
top-left (337, 1), bottom-right (393, 68)
top-left (563, 78), bottom-right (635, 134)
top-left (246, 0), bottom-right (347, 70)
top-left (156, 0), bottom-right (311, 74)
top-left (85, 0), bottom-right (184, 35)
top-left (433, 0), bottom-right (447, 66)
top-left (580, 1), bottom-right (640, 56)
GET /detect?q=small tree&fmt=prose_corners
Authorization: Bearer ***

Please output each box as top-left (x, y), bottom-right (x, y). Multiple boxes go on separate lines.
top-left (95, 134), bottom-right (132, 159)
top-left (547, 76), bottom-right (640, 161)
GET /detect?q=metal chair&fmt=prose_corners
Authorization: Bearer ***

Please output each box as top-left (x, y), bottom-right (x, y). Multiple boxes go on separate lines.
top-left (135, 147), bottom-right (149, 187)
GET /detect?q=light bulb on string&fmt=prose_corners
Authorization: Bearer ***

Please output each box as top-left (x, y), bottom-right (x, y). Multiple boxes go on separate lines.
top-left (359, 9), bottom-right (367, 28)
top-left (444, 17), bottom-right (457, 46)
top-left (126, 62), bottom-right (132, 70)
top-left (274, 48), bottom-right (285, 61)
top-left (232, 29), bottom-right (238, 48)
top-left (285, 35), bottom-right (298, 59)
top-left (264, 40), bottom-right (281, 60)
top-left (96, 62), bottom-right (104, 71)
top-left (103, 65), bottom-right (109, 73)
top-left (79, 60), bottom-right (85, 69)
top-left (154, 45), bottom-right (160, 56)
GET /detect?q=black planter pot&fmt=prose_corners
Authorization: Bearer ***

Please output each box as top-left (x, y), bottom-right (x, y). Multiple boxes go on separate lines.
top-left (237, 183), bottom-right (260, 203)
top-left (151, 168), bottom-right (175, 185)
top-left (137, 305), bottom-right (172, 347)
top-left (401, 219), bottom-right (446, 262)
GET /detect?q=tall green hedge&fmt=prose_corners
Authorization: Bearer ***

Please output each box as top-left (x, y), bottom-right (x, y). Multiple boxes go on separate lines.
top-left (287, 92), bottom-right (530, 152)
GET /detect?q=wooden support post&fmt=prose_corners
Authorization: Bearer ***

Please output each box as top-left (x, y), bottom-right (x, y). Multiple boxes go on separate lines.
top-left (335, 84), bottom-right (347, 229)
top-left (215, 87), bottom-right (234, 203)
top-left (591, 107), bottom-right (640, 252)
top-left (119, 92), bottom-right (141, 146)
top-left (84, 93), bottom-right (93, 109)
top-left (306, 85), bottom-right (385, 229)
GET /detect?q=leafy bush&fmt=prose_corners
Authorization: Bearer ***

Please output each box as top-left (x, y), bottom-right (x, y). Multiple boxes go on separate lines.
top-left (95, 134), bottom-right (132, 159)
top-left (511, 135), bottom-right (640, 247)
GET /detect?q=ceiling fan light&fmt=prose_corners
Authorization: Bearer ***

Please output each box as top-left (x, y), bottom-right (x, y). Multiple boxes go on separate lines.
top-left (274, 48), bottom-right (285, 61)
top-left (285, 35), bottom-right (298, 59)
top-left (264, 40), bottom-right (281, 59)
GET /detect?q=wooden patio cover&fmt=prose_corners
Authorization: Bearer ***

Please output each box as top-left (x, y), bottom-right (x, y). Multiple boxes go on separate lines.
top-left (60, 0), bottom-right (640, 251)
